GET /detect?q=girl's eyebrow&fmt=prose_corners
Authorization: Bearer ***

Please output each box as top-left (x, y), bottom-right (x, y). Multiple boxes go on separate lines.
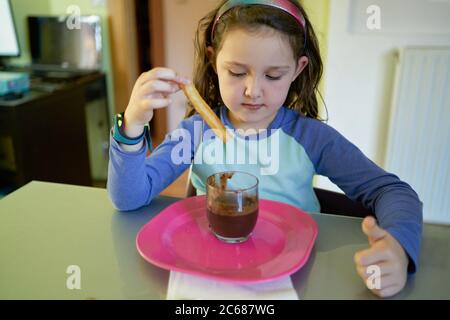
top-left (224, 61), bottom-right (291, 70)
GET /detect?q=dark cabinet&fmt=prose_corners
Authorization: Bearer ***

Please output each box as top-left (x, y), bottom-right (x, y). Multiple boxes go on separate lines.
top-left (0, 72), bottom-right (109, 189)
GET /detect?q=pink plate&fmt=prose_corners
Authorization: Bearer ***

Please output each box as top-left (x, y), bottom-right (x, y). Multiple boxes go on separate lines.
top-left (136, 196), bottom-right (318, 284)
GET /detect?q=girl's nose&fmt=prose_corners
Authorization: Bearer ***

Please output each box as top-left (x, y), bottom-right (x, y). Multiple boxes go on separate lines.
top-left (244, 77), bottom-right (262, 99)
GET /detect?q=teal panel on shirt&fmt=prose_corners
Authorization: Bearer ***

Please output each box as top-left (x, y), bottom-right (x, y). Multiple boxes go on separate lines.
top-left (191, 129), bottom-right (320, 213)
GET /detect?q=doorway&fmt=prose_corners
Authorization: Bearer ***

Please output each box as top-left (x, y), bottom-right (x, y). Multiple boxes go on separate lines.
top-left (108, 0), bottom-right (167, 147)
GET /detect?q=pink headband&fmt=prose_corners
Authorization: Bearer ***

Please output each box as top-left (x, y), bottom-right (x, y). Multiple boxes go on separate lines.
top-left (211, 0), bottom-right (307, 43)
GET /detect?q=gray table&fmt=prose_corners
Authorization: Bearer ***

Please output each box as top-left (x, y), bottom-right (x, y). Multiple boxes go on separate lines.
top-left (0, 181), bottom-right (449, 299)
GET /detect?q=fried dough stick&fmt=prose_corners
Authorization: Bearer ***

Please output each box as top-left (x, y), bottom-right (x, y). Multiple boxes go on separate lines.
top-left (181, 83), bottom-right (229, 143)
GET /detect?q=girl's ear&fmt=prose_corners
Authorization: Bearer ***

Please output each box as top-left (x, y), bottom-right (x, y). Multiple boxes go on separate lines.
top-left (293, 56), bottom-right (309, 81)
top-left (207, 46), bottom-right (217, 73)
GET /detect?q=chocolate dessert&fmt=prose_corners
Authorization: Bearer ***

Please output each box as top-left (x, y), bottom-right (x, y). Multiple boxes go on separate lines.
top-left (207, 196), bottom-right (258, 238)
top-left (206, 172), bottom-right (259, 242)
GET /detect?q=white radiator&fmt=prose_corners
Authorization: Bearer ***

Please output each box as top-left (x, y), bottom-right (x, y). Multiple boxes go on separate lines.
top-left (385, 47), bottom-right (450, 225)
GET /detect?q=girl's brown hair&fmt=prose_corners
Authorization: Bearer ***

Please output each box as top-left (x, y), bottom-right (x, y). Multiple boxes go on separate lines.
top-left (185, 0), bottom-right (323, 120)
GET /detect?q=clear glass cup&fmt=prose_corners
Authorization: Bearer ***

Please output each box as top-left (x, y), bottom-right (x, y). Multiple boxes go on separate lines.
top-left (206, 171), bottom-right (259, 243)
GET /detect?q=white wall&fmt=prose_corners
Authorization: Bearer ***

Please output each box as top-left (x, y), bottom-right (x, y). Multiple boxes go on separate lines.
top-left (316, 0), bottom-right (450, 192)
top-left (163, 0), bottom-right (219, 132)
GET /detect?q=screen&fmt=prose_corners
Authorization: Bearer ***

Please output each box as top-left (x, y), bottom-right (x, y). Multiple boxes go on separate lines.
top-left (28, 16), bottom-right (102, 70)
top-left (0, 0), bottom-right (20, 57)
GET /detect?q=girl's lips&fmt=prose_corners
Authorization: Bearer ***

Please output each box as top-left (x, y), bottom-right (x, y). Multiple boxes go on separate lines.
top-left (242, 103), bottom-right (264, 110)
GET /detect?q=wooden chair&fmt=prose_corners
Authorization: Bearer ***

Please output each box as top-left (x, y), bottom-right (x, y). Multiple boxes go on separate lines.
top-left (313, 187), bottom-right (373, 218)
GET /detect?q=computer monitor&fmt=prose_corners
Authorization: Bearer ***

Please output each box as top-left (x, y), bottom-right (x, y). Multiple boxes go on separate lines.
top-left (0, 0), bottom-right (21, 57)
top-left (28, 15), bottom-right (102, 72)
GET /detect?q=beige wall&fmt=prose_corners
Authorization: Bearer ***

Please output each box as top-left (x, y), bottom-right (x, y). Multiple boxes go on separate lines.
top-left (163, 0), bottom-right (219, 131)
top-left (302, 0), bottom-right (330, 117)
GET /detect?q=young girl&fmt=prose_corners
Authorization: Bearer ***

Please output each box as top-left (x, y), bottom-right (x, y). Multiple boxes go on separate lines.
top-left (108, 0), bottom-right (422, 298)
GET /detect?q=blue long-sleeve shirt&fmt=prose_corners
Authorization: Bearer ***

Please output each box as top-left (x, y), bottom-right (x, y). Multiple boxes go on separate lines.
top-left (108, 106), bottom-right (423, 272)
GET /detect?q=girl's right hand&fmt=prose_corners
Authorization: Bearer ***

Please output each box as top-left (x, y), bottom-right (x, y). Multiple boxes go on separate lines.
top-left (123, 67), bottom-right (190, 138)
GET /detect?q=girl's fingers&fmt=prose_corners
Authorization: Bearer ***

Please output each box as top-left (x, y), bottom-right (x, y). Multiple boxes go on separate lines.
top-left (360, 270), bottom-right (397, 288)
top-left (139, 80), bottom-right (178, 96)
top-left (371, 275), bottom-right (401, 297)
top-left (140, 97), bottom-right (172, 110)
top-left (356, 261), bottom-right (394, 281)
top-left (139, 68), bottom-right (176, 84)
top-left (377, 274), bottom-right (398, 289)
top-left (354, 245), bottom-right (390, 267)
top-left (356, 266), bottom-right (398, 290)
top-left (139, 68), bottom-right (190, 87)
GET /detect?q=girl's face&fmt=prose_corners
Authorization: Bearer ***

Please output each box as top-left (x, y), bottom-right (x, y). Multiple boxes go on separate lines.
top-left (213, 27), bottom-right (308, 131)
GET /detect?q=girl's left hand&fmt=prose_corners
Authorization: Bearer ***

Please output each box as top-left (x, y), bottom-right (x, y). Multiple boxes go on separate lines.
top-left (354, 216), bottom-right (409, 298)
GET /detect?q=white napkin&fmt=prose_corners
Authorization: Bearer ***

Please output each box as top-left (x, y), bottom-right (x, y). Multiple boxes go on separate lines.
top-left (166, 271), bottom-right (299, 300)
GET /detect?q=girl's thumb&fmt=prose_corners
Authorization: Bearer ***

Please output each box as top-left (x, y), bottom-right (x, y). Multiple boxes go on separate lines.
top-left (362, 216), bottom-right (387, 242)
